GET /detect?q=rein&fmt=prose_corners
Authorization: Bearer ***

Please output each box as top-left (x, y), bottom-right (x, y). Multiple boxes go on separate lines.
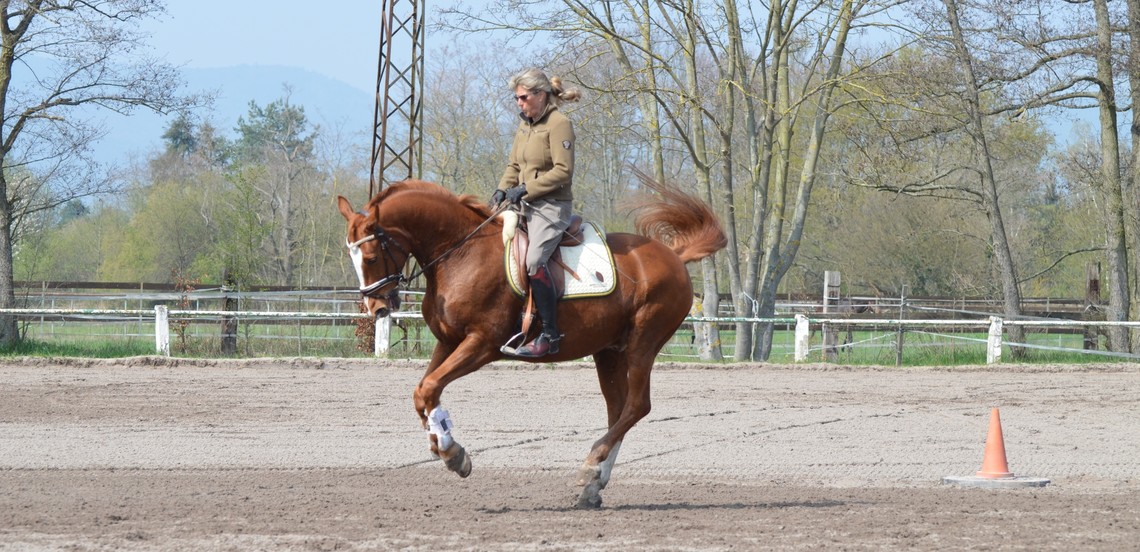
top-left (349, 203), bottom-right (510, 297)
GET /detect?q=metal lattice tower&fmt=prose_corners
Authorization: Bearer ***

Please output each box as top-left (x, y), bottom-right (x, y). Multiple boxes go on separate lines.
top-left (369, 0), bottom-right (425, 198)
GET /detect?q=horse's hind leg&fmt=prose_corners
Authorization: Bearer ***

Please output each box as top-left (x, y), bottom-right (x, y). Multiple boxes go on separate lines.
top-left (576, 348), bottom-right (649, 508)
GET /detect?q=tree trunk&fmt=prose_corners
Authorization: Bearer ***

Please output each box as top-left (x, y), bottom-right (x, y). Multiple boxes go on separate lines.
top-left (221, 270), bottom-right (238, 356)
top-left (1124, 0), bottom-right (1140, 351)
top-left (752, 6), bottom-right (795, 361)
top-left (752, 0), bottom-right (858, 360)
top-left (0, 179), bottom-right (18, 346)
top-left (1092, 0), bottom-right (1130, 353)
top-left (942, 0), bottom-right (1025, 357)
top-left (680, 0), bottom-right (723, 361)
top-left (721, 0), bottom-right (751, 360)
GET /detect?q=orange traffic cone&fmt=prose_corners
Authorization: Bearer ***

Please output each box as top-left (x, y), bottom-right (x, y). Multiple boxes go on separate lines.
top-left (943, 407), bottom-right (1049, 488)
top-left (976, 407), bottom-right (1014, 479)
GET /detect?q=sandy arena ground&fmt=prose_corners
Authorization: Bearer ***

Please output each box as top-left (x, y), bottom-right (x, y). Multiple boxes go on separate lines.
top-left (1, 357), bottom-right (1138, 551)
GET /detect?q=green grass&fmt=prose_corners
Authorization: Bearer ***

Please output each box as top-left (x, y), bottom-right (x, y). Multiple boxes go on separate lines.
top-left (15, 318), bottom-right (374, 359)
top-left (0, 339), bottom-right (154, 358)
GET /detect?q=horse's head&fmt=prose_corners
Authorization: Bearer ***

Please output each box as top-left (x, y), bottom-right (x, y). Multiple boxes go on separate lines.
top-left (337, 195), bottom-right (409, 318)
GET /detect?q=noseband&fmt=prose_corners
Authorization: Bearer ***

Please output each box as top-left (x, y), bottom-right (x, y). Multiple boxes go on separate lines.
top-left (347, 225), bottom-right (409, 298)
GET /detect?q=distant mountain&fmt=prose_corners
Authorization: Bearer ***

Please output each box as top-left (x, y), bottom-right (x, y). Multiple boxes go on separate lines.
top-left (90, 65), bottom-right (374, 166)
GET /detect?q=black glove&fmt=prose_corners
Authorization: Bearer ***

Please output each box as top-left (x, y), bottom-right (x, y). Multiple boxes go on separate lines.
top-left (505, 185), bottom-right (528, 204)
top-left (489, 189), bottom-right (506, 207)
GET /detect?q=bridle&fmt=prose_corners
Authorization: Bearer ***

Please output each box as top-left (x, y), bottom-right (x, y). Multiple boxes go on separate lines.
top-left (346, 225), bottom-right (410, 299)
top-left (346, 203), bottom-right (508, 300)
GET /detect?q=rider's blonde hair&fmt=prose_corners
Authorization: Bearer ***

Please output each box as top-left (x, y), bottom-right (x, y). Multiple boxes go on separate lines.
top-left (509, 68), bottom-right (581, 105)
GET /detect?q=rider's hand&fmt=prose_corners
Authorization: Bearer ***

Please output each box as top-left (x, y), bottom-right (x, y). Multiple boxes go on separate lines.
top-left (506, 185), bottom-right (528, 204)
top-left (489, 189), bottom-right (506, 207)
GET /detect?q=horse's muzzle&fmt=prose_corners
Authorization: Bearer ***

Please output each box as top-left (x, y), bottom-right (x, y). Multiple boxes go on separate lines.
top-left (365, 289), bottom-right (402, 318)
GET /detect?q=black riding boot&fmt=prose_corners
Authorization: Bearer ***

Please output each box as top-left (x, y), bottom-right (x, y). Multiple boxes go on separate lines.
top-left (512, 265), bottom-right (562, 358)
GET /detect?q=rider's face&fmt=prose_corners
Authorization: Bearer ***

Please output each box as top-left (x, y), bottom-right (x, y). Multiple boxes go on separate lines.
top-left (515, 86), bottom-right (546, 119)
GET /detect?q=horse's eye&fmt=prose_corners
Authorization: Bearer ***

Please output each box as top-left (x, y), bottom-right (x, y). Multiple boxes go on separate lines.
top-left (364, 256), bottom-right (379, 265)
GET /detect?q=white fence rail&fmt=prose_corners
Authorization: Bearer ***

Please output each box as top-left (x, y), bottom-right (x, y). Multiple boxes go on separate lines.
top-left (3, 307), bottom-right (1138, 363)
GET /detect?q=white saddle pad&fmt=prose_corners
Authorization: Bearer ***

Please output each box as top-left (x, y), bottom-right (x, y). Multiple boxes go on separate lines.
top-left (505, 221), bottom-right (617, 299)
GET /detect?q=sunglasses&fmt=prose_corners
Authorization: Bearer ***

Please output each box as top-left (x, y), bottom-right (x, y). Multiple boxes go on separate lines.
top-left (515, 92), bottom-right (540, 102)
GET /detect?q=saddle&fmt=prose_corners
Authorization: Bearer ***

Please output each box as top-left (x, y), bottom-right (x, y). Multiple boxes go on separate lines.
top-left (501, 214), bottom-right (615, 351)
top-left (508, 215), bottom-right (586, 297)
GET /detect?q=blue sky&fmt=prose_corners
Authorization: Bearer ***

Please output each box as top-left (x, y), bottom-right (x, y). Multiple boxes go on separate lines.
top-left (141, 0), bottom-right (386, 95)
top-left (86, 0), bottom-right (464, 164)
top-left (109, 1), bottom-right (1099, 162)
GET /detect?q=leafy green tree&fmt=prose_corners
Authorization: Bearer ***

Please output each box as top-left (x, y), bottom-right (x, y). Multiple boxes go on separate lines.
top-left (230, 93), bottom-right (320, 285)
top-left (205, 166), bottom-right (276, 287)
top-left (98, 180), bottom-right (213, 282)
top-left (162, 113), bottom-right (199, 159)
top-left (234, 95), bottom-right (316, 164)
top-left (15, 201), bottom-right (128, 283)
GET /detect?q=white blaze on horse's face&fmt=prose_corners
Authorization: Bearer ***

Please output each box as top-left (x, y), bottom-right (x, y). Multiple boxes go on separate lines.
top-left (346, 236), bottom-right (370, 293)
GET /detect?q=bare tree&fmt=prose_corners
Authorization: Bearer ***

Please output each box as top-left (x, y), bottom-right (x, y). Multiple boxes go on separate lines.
top-left (750, 0), bottom-right (865, 360)
top-left (0, 0), bottom-right (197, 344)
top-left (841, 1), bottom-right (1109, 355)
top-left (854, 0), bottom-right (1135, 353)
top-left (951, 0), bottom-right (1133, 352)
top-left (937, 0), bottom-right (1026, 354)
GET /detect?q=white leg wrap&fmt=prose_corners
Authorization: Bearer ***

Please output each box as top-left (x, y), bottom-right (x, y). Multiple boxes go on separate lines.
top-left (427, 406), bottom-right (455, 451)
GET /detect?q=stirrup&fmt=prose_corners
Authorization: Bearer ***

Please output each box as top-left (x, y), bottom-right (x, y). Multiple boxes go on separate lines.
top-left (499, 331), bottom-right (528, 356)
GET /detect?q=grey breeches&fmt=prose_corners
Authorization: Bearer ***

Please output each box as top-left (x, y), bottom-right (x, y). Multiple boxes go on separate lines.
top-left (524, 198), bottom-right (572, 276)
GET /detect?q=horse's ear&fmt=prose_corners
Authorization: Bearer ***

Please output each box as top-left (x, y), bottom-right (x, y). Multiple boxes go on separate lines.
top-left (337, 196), bottom-right (356, 221)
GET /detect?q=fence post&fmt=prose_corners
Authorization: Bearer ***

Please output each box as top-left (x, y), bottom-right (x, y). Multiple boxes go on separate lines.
top-left (986, 316), bottom-right (1003, 364)
top-left (822, 271), bottom-right (840, 362)
top-left (374, 314), bottom-right (390, 357)
top-left (794, 314), bottom-right (810, 362)
top-left (1083, 261), bottom-right (1101, 350)
top-left (895, 286), bottom-right (907, 366)
top-left (155, 305), bottom-right (170, 356)
top-left (220, 276), bottom-right (237, 356)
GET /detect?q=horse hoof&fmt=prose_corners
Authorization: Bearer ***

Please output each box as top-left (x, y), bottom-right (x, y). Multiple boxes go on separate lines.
top-left (575, 485), bottom-right (603, 509)
top-left (443, 444), bottom-right (472, 478)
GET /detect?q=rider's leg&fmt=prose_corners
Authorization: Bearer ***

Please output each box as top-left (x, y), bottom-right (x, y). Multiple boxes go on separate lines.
top-left (513, 263), bottom-right (561, 357)
top-left (511, 199), bottom-right (571, 358)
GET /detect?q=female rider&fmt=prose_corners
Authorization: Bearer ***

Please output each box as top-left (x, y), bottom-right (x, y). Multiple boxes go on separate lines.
top-left (490, 68), bottom-right (581, 358)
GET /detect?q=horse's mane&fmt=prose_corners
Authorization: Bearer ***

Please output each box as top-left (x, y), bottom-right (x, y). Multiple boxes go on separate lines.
top-left (627, 170), bottom-right (727, 264)
top-left (367, 179), bottom-right (497, 219)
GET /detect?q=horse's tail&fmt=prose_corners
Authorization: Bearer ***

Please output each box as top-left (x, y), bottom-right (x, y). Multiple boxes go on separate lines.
top-left (629, 170), bottom-right (727, 264)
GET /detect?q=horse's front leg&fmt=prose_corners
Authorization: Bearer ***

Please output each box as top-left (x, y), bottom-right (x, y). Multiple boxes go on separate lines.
top-left (425, 405), bottom-right (471, 477)
top-left (413, 336), bottom-right (498, 478)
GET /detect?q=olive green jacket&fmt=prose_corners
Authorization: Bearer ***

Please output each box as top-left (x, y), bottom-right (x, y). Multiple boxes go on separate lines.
top-left (497, 104), bottom-right (575, 202)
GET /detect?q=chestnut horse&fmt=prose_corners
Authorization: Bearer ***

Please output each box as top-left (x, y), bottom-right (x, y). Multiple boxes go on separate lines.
top-left (337, 176), bottom-right (726, 508)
